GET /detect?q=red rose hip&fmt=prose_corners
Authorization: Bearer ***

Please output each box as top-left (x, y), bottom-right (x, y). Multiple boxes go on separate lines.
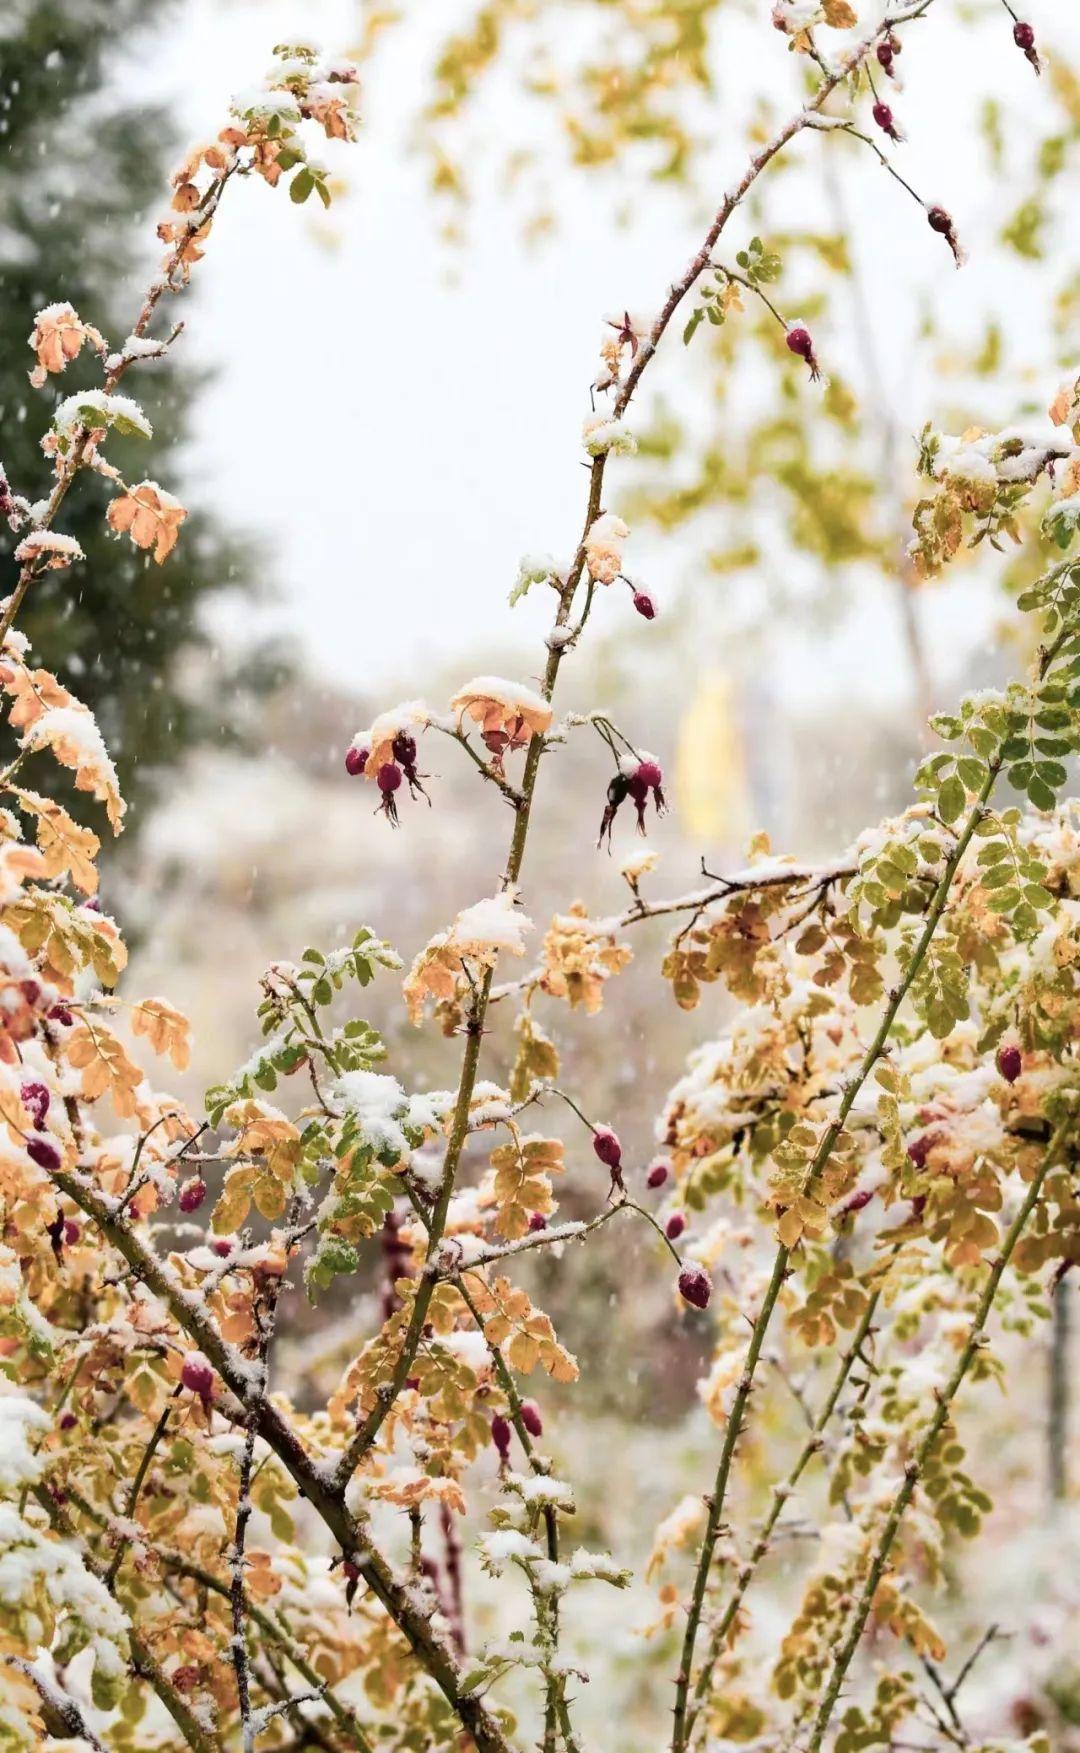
top-left (678, 1265), bottom-right (712, 1310)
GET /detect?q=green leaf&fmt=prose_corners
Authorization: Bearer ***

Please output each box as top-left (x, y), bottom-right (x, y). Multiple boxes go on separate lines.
top-left (937, 776), bottom-right (966, 824)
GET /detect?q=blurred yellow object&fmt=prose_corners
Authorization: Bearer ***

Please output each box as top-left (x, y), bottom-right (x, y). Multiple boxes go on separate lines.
top-left (675, 673), bottom-right (751, 845)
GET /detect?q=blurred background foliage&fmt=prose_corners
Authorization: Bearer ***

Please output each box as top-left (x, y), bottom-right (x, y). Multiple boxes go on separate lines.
top-left (0, 0), bottom-right (268, 829)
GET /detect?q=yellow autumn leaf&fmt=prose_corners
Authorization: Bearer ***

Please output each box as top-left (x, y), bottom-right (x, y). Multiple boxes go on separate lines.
top-left (66, 1023), bottom-right (142, 1118)
top-left (131, 997), bottom-right (192, 1071)
top-left (12, 788), bottom-right (99, 895)
top-left (223, 1098), bottom-right (302, 1180)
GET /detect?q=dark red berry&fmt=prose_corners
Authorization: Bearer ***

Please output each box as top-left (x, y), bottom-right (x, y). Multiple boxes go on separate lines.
top-left (665, 1211), bottom-right (686, 1241)
top-left (678, 1265), bottom-right (712, 1310)
top-left (391, 732), bottom-right (417, 767)
top-left (876, 40), bottom-right (894, 72)
top-left (491, 1414), bottom-right (512, 1459)
top-left (592, 1127), bottom-right (622, 1170)
top-left (997, 1044), bottom-right (1023, 1084)
top-left (179, 1177), bottom-right (207, 1214)
top-left (647, 1160), bottom-right (670, 1189)
top-left (49, 1005), bottom-right (73, 1027)
top-left (840, 1188), bottom-right (873, 1217)
top-left (345, 744), bottom-right (368, 777)
top-left (21, 1081), bottom-right (49, 1129)
top-left (872, 101), bottom-right (902, 141)
top-left (637, 761), bottom-right (662, 792)
top-left (927, 205), bottom-right (964, 265)
top-left (598, 771), bottom-right (631, 848)
top-left (907, 1133), bottom-right (933, 1169)
top-left (376, 761), bottom-right (404, 823)
top-left (1012, 18), bottom-right (1039, 67)
top-left (62, 1220), bottom-right (79, 1246)
top-left (520, 1399), bottom-right (543, 1438)
top-left (58, 1411), bottom-right (77, 1431)
top-left (342, 1559), bottom-right (361, 1583)
top-left (632, 590), bottom-right (656, 620)
top-left (27, 1135), bottom-right (61, 1172)
top-left (211, 1238), bottom-right (234, 1258)
top-left (785, 325), bottom-right (821, 380)
top-left (527, 1211), bottom-right (548, 1233)
top-left (181, 1353), bottom-right (215, 1404)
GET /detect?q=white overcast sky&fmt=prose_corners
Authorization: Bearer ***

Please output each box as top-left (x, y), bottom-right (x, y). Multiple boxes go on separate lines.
top-left (125, 0), bottom-right (1079, 705)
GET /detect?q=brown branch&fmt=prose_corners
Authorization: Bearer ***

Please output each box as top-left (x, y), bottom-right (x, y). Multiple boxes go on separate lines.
top-left (31, 1484), bottom-right (220, 1753)
top-left (50, 1166), bottom-right (513, 1753)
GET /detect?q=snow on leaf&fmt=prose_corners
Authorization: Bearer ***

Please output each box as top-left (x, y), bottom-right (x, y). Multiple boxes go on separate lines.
top-left (20, 705), bottom-right (125, 834)
top-left (12, 531), bottom-right (85, 572)
top-left (27, 302), bottom-right (105, 389)
top-left (106, 481), bottom-right (187, 564)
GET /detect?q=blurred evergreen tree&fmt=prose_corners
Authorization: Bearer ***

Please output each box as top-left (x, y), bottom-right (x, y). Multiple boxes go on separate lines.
top-left (0, 0), bottom-right (266, 833)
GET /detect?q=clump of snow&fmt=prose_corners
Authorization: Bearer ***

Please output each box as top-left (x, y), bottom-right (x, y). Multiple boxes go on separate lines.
top-left (330, 1071), bottom-right (447, 1164)
top-left (53, 389), bottom-right (152, 440)
top-left (452, 889), bottom-right (533, 957)
top-left (582, 414), bottom-right (637, 457)
top-left (13, 530), bottom-right (84, 564)
top-left (0, 1388), bottom-right (49, 1494)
